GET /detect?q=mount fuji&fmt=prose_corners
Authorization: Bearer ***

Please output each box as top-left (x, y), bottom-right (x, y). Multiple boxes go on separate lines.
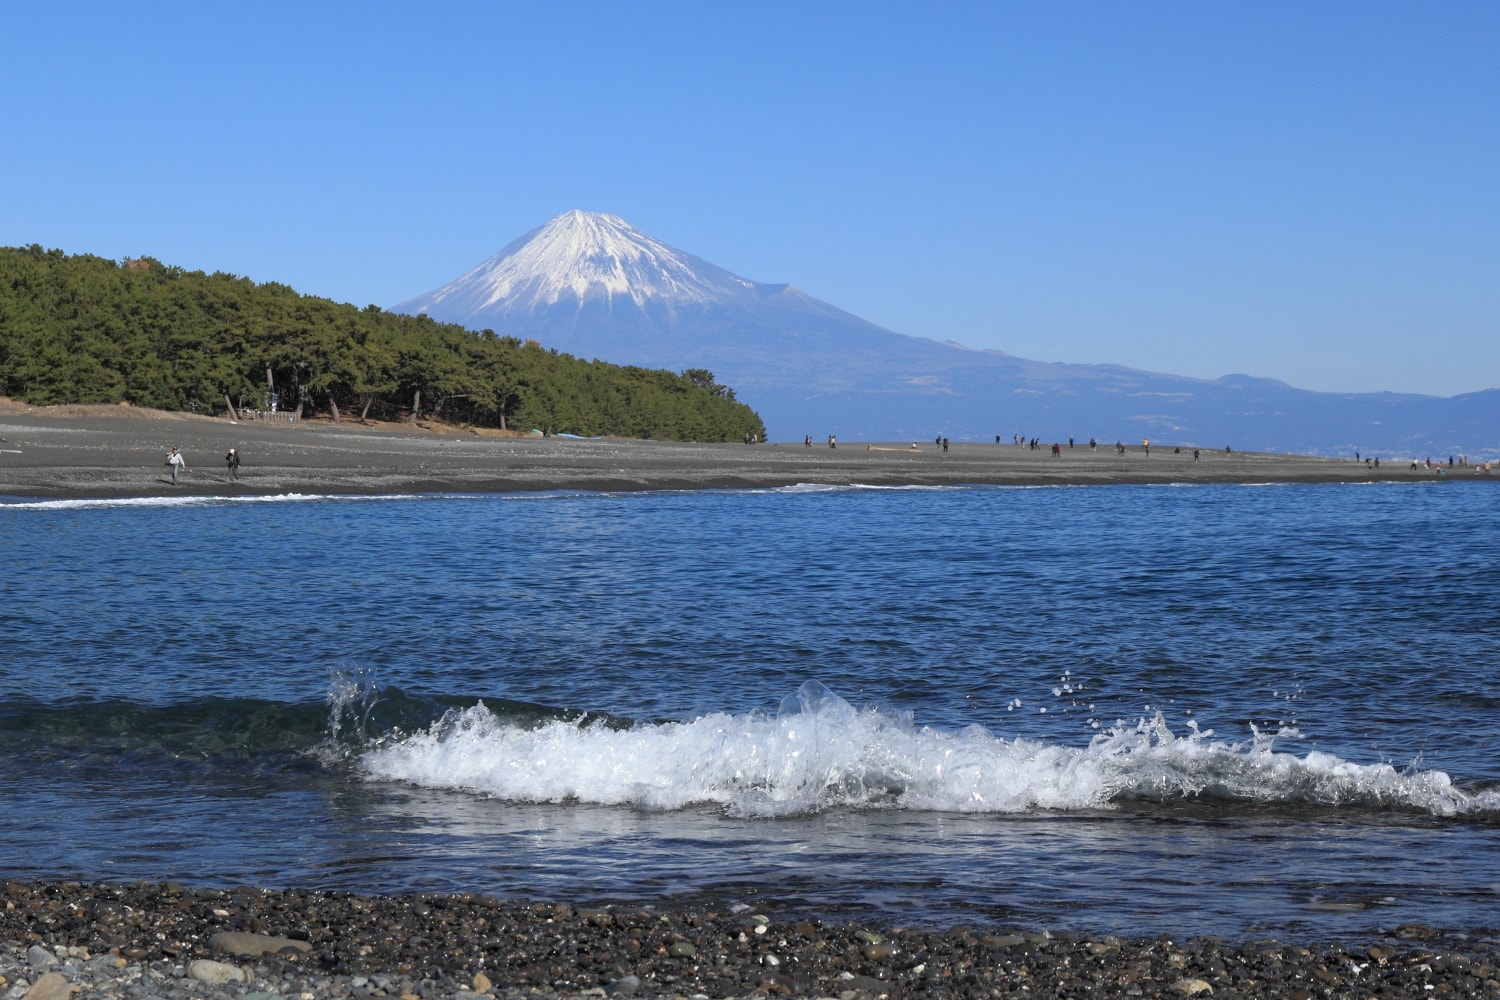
top-left (393, 211), bottom-right (1495, 455)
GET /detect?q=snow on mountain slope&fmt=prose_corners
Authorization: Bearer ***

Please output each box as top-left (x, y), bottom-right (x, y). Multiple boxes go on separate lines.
top-left (395, 210), bottom-right (760, 318)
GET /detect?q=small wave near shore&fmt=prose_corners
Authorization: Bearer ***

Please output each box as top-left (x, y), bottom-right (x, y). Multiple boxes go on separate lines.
top-left (357, 680), bottom-right (1499, 820)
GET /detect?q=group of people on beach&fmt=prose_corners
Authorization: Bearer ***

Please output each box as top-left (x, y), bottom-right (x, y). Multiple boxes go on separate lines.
top-left (162, 446), bottom-right (238, 484)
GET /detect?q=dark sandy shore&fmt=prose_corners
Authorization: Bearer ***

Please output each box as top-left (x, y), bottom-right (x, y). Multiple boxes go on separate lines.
top-left (3, 880), bottom-right (1498, 999)
top-left (0, 402), bottom-right (1487, 499)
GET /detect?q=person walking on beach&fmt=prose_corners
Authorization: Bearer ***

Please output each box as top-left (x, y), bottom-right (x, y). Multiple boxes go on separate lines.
top-left (225, 448), bottom-right (240, 481)
top-left (166, 446), bottom-right (187, 485)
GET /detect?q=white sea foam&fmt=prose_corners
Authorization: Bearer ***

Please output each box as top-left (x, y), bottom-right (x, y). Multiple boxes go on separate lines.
top-left (358, 681), bottom-right (1500, 819)
top-left (0, 492), bottom-right (426, 511)
top-left (766, 483), bottom-right (961, 494)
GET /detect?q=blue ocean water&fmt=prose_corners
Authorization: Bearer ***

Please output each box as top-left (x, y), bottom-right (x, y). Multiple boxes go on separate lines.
top-left (2, 481), bottom-right (1498, 940)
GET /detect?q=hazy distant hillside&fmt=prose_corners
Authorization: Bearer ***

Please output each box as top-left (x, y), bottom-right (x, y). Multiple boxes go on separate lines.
top-left (393, 212), bottom-right (1496, 456)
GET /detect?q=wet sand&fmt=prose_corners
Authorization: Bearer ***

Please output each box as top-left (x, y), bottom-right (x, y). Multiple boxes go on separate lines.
top-left (0, 402), bottom-right (1481, 499)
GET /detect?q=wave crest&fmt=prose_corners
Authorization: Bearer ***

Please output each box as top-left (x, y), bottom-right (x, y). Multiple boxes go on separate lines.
top-left (358, 680), bottom-right (1500, 819)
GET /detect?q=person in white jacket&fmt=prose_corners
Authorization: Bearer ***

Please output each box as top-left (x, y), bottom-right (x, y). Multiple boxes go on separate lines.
top-left (166, 446), bottom-right (187, 485)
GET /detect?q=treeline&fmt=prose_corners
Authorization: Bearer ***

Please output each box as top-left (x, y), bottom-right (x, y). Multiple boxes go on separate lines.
top-left (0, 245), bottom-right (765, 441)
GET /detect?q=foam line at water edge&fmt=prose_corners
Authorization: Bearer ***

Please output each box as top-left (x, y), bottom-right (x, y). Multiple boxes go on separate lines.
top-left (0, 492), bottom-right (428, 511)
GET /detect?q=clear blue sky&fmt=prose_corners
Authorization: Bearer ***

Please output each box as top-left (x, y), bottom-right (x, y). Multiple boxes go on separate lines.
top-left (5, 2), bottom-right (1496, 396)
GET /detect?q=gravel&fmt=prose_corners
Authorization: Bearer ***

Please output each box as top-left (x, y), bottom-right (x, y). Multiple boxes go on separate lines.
top-left (4, 880), bottom-right (1499, 999)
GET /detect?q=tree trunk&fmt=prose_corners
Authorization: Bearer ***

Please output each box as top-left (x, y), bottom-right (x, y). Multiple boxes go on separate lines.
top-left (224, 394), bottom-right (239, 421)
top-left (359, 395), bottom-right (374, 423)
top-left (328, 395), bottom-right (340, 422)
top-left (409, 388), bottom-right (422, 423)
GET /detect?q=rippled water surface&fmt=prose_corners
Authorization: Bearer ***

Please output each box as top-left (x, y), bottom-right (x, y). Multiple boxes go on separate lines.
top-left (2, 482), bottom-right (1498, 938)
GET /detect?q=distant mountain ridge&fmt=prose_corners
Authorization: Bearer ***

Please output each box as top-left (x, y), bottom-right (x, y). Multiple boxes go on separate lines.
top-left (394, 211), bottom-right (1497, 456)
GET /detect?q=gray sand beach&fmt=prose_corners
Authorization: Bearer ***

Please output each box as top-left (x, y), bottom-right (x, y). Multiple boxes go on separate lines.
top-left (0, 401), bottom-right (1480, 499)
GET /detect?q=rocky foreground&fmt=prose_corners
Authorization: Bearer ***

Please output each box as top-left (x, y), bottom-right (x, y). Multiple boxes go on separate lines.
top-left (3, 882), bottom-right (1499, 999)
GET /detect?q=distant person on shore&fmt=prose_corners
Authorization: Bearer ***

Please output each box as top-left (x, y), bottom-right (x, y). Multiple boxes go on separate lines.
top-left (1089, 438), bottom-right (1097, 452)
top-left (942, 437), bottom-right (949, 454)
top-left (1193, 449), bottom-right (1200, 462)
top-left (1051, 443), bottom-right (1060, 456)
top-left (1142, 439), bottom-right (1150, 457)
top-left (828, 435), bottom-right (836, 449)
top-left (804, 435), bottom-right (812, 448)
top-left (165, 446), bottom-right (186, 485)
top-left (225, 448), bottom-right (240, 481)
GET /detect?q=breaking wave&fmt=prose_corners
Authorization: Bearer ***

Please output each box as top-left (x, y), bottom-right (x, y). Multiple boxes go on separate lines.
top-left (359, 680), bottom-right (1500, 820)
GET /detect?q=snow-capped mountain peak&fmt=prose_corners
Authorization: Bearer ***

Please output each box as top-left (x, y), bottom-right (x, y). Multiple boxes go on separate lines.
top-left (397, 210), bottom-right (754, 317)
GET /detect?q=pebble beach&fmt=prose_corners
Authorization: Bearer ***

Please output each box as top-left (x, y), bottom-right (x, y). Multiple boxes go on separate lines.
top-left (4, 880), bottom-right (1499, 1000)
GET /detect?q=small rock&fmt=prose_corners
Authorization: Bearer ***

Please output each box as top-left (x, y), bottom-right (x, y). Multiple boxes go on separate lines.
top-left (862, 943), bottom-right (894, 961)
top-left (189, 959), bottom-right (247, 985)
top-left (842, 974), bottom-right (887, 995)
top-left (1171, 978), bottom-right (1214, 996)
top-left (25, 947), bottom-right (57, 971)
top-left (668, 942), bottom-right (696, 958)
top-left (210, 931), bottom-right (312, 957)
top-left (472, 971), bottom-right (492, 992)
top-left (984, 934), bottom-right (1028, 949)
top-left (23, 972), bottom-right (76, 1000)
top-left (606, 974), bottom-right (641, 995)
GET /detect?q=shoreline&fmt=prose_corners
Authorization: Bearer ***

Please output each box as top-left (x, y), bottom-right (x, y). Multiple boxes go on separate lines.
top-left (1, 402), bottom-right (1490, 500)
top-left (3, 879), bottom-right (1498, 999)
